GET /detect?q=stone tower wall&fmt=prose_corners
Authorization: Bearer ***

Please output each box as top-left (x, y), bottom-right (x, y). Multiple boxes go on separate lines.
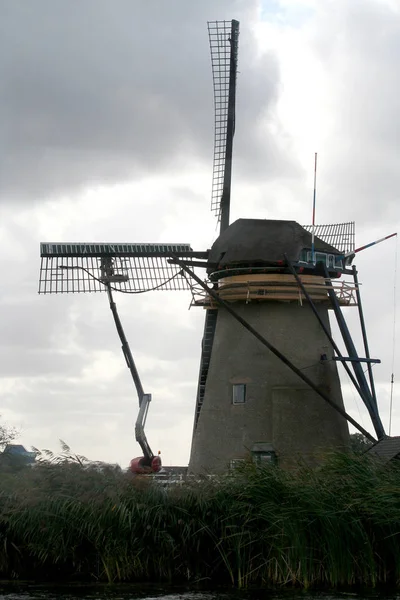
top-left (189, 301), bottom-right (349, 474)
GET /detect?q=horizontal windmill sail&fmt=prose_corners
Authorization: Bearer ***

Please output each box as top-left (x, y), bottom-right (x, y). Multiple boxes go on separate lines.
top-left (39, 242), bottom-right (206, 294)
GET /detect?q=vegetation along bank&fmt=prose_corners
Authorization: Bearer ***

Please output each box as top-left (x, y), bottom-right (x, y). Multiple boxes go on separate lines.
top-left (0, 442), bottom-right (399, 588)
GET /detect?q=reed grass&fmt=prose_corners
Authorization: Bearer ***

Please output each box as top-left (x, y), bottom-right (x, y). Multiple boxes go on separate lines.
top-left (0, 449), bottom-right (399, 588)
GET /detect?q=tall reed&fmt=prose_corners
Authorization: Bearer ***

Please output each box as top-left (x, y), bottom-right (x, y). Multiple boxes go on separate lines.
top-left (1, 450), bottom-right (399, 588)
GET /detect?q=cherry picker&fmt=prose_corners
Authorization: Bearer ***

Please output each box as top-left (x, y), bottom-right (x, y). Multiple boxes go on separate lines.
top-left (102, 259), bottom-right (161, 475)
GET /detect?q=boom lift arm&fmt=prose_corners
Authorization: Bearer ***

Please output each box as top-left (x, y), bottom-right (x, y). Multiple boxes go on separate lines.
top-left (105, 283), bottom-right (161, 474)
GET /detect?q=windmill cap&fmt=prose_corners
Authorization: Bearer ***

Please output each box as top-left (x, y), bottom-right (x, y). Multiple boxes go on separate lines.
top-left (208, 218), bottom-right (341, 272)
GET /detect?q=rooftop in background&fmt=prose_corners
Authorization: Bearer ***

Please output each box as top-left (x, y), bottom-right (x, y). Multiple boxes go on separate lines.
top-left (3, 444), bottom-right (36, 463)
top-left (366, 436), bottom-right (400, 462)
top-left (152, 466), bottom-right (188, 483)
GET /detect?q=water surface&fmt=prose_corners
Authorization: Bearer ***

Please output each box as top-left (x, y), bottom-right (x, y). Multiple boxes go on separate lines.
top-left (0, 588), bottom-right (398, 600)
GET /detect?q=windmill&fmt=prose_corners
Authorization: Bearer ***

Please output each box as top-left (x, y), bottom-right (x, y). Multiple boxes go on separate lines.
top-left (38, 20), bottom-right (387, 474)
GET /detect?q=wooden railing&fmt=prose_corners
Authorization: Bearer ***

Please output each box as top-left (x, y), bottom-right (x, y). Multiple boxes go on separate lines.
top-left (190, 274), bottom-right (358, 308)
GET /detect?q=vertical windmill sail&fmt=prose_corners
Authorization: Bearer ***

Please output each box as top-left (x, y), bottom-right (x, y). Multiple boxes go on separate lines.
top-left (208, 20), bottom-right (239, 233)
top-left (193, 21), bottom-right (240, 433)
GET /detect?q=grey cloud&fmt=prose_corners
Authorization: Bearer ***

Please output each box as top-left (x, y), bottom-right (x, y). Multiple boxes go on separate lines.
top-left (2, 0), bottom-right (399, 465)
top-left (73, 303), bottom-right (203, 363)
top-left (0, 349), bottom-right (85, 378)
top-left (311, 0), bottom-right (400, 225)
top-left (2, 362), bottom-right (196, 463)
top-left (0, 0), bottom-right (294, 202)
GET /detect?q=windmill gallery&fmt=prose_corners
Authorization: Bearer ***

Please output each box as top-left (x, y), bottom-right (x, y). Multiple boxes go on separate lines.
top-left (38, 20), bottom-right (396, 475)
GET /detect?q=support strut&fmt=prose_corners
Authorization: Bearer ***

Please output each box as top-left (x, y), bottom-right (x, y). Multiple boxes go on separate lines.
top-left (352, 265), bottom-right (378, 410)
top-left (322, 265), bottom-right (385, 439)
top-left (284, 256), bottom-right (374, 412)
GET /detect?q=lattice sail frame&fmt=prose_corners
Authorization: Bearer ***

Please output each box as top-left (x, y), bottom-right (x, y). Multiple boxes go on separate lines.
top-left (208, 20), bottom-right (239, 220)
top-left (303, 222), bottom-right (355, 254)
top-left (39, 243), bottom-right (197, 294)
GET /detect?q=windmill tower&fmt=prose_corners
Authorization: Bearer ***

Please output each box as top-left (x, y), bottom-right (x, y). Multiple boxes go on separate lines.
top-left (38, 20), bottom-right (386, 473)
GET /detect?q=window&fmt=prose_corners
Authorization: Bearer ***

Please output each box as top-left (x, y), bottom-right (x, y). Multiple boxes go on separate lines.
top-left (232, 383), bottom-right (246, 404)
top-left (306, 251), bottom-right (329, 265)
top-left (315, 252), bottom-right (327, 264)
top-left (252, 451), bottom-right (277, 466)
top-left (251, 443), bottom-right (277, 466)
top-left (334, 256), bottom-right (343, 269)
top-left (298, 249), bottom-right (308, 263)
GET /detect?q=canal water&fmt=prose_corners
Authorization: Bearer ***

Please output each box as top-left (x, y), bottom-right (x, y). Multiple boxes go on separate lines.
top-left (0, 589), bottom-right (399, 600)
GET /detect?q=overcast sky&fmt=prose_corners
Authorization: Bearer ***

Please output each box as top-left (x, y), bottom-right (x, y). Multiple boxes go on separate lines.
top-left (0, 0), bottom-right (399, 467)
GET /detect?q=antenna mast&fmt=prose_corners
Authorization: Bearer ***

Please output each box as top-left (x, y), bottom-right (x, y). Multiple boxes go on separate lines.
top-left (208, 19), bottom-right (240, 233)
top-left (311, 152), bottom-right (318, 262)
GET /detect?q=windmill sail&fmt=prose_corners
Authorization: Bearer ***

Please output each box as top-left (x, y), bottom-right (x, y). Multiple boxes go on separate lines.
top-left (38, 242), bottom-right (204, 294)
top-left (193, 20), bottom-right (240, 435)
top-left (208, 19), bottom-right (239, 232)
top-left (302, 222), bottom-right (355, 255)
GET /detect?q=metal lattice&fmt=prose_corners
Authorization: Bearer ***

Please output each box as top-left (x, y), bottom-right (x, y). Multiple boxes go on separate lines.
top-left (38, 242), bottom-right (199, 294)
top-left (40, 242), bottom-right (193, 257)
top-left (208, 20), bottom-right (239, 220)
top-left (302, 222), bottom-right (355, 254)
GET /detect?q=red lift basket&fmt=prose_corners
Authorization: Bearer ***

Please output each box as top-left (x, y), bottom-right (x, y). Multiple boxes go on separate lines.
top-left (129, 455), bottom-right (162, 475)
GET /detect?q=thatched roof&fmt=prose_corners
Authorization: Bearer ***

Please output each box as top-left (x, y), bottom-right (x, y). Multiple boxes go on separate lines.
top-left (208, 219), bottom-right (340, 271)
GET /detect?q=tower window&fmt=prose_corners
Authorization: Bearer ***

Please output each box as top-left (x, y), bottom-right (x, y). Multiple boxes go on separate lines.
top-left (232, 383), bottom-right (246, 404)
top-left (253, 452), bottom-right (277, 466)
top-left (251, 443), bottom-right (277, 466)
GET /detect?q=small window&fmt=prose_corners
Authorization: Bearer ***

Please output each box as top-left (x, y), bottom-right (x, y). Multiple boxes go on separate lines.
top-left (308, 251), bottom-right (329, 265)
top-left (232, 383), bottom-right (246, 404)
top-left (252, 451), bottom-right (277, 466)
top-left (298, 249), bottom-right (308, 263)
top-left (315, 252), bottom-right (327, 265)
top-left (327, 254), bottom-right (335, 268)
top-left (334, 256), bottom-right (343, 269)
top-left (306, 250), bottom-right (322, 264)
top-left (259, 454), bottom-right (273, 464)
